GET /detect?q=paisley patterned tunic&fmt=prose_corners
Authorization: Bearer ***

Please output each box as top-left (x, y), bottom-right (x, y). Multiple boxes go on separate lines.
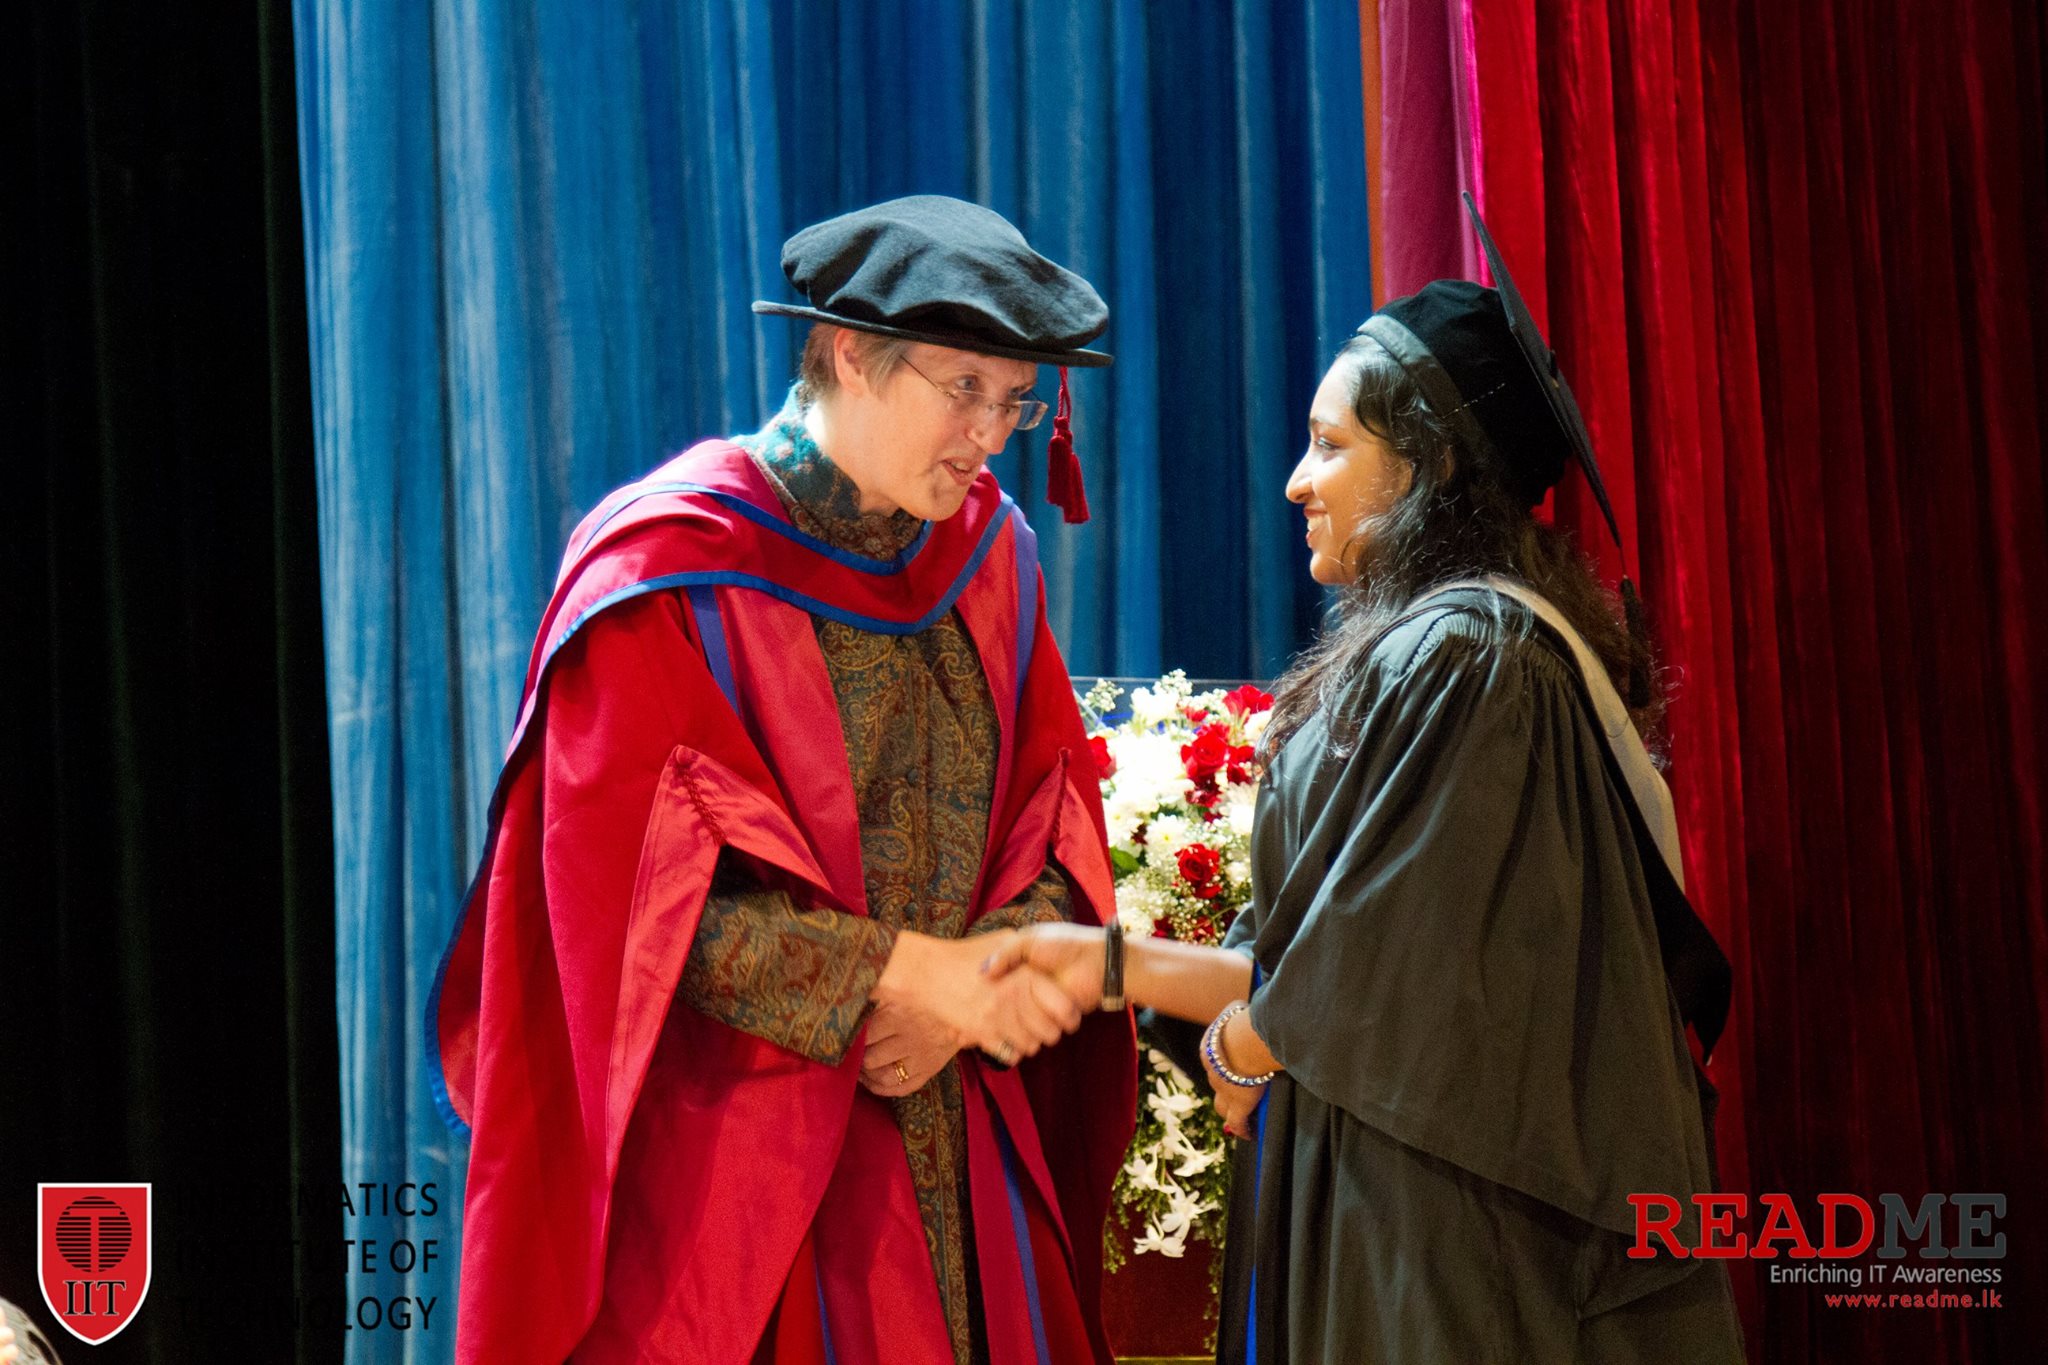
top-left (675, 400), bottom-right (1068, 1365)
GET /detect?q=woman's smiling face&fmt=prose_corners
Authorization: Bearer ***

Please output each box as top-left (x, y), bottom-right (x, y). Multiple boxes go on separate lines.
top-left (1285, 354), bottom-right (1416, 586)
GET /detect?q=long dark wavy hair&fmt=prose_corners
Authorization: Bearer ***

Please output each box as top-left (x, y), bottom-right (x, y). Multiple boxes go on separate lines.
top-left (1261, 334), bottom-right (1667, 762)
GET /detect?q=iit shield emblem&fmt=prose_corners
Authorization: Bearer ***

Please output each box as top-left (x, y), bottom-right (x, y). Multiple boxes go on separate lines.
top-left (38, 1184), bottom-right (151, 1344)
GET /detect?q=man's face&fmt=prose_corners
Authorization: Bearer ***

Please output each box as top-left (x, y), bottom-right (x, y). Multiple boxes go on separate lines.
top-left (840, 341), bottom-right (1040, 521)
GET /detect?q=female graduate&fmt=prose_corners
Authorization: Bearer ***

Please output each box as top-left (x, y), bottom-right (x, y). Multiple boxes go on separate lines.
top-left (986, 200), bottom-right (1744, 1362)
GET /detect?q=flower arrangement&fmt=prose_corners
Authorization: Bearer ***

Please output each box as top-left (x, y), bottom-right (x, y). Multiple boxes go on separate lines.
top-left (1078, 671), bottom-right (1274, 1271)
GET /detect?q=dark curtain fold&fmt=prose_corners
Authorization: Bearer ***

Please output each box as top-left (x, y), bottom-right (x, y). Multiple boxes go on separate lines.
top-left (1381, 0), bottom-right (2048, 1358)
top-left (1, 3), bottom-right (341, 1361)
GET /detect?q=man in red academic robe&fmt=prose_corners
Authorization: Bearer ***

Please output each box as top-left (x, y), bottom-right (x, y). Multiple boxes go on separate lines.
top-left (428, 196), bottom-right (1137, 1365)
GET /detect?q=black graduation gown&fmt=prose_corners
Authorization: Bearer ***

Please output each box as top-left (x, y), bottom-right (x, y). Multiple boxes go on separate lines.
top-left (1210, 594), bottom-right (1743, 1364)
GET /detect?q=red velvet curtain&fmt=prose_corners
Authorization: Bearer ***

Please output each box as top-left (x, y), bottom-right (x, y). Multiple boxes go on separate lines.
top-left (1375, 0), bottom-right (2048, 1357)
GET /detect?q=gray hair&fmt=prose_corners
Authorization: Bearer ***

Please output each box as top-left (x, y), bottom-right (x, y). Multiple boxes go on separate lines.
top-left (795, 323), bottom-right (911, 405)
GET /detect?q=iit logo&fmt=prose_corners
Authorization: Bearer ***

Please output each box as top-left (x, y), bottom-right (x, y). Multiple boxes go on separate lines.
top-left (37, 1184), bottom-right (152, 1345)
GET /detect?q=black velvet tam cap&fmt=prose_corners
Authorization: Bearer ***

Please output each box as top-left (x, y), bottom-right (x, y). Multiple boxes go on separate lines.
top-left (1355, 194), bottom-right (1624, 549)
top-left (752, 195), bottom-right (1112, 368)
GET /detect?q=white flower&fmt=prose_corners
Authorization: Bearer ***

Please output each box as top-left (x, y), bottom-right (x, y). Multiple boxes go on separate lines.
top-left (1146, 1076), bottom-right (1202, 1122)
top-left (1116, 901), bottom-right (1158, 938)
top-left (1164, 1182), bottom-right (1217, 1228)
top-left (1224, 783), bottom-right (1257, 838)
top-left (1108, 731), bottom-right (1185, 806)
top-left (1103, 788), bottom-right (1152, 853)
top-left (1172, 1142), bottom-right (1224, 1179)
top-left (1242, 710), bottom-right (1271, 744)
top-left (1128, 686), bottom-right (1177, 728)
top-left (1133, 1220), bottom-right (1188, 1258)
top-left (1158, 1126), bottom-right (1202, 1167)
top-left (1138, 1184), bottom-right (1215, 1259)
top-left (1115, 880), bottom-right (1172, 938)
top-left (1146, 813), bottom-right (1193, 859)
top-left (1080, 678), bottom-right (1123, 718)
top-left (1128, 671), bottom-right (1194, 727)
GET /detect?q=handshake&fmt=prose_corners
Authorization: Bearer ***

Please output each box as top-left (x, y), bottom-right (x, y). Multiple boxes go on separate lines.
top-left (857, 923), bottom-right (1111, 1099)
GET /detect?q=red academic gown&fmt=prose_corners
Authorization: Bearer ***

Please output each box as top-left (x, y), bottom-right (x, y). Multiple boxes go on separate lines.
top-left (428, 440), bottom-right (1137, 1365)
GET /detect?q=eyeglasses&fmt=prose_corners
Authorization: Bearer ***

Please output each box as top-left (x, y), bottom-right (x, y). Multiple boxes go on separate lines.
top-left (899, 356), bottom-right (1049, 432)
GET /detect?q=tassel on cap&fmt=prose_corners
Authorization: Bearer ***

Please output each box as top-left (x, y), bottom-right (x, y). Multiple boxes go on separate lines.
top-left (1045, 366), bottom-right (1089, 524)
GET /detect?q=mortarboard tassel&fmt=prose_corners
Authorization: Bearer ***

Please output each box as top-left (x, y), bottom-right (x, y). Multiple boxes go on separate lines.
top-left (1045, 366), bottom-right (1089, 524)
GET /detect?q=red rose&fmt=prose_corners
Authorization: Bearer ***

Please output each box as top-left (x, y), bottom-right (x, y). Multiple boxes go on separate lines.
top-left (1182, 705), bottom-right (1211, 724)
top-left (1089, 734), bottom-right (1116, 781)
top-left (1223, 684), bottom-right (1275, 719)
top-left (1176, 843), bottom-right (1223, 889)
top-left (1180, 723), bottom-right (1232, 781)
top-left (1226, 742), bottom-right (1258, 785)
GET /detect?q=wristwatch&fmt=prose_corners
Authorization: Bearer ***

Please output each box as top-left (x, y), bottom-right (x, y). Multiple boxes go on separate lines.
top-left (1100, 920), bottom-right (1125, 1011)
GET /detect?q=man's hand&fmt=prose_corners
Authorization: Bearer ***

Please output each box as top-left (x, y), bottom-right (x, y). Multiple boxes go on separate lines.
top-left (978, 921), bottom-right (1108, 1012)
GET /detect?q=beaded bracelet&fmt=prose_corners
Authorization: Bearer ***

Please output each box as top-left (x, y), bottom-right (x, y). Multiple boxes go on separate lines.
top-left (1202, 1001), bottom-right (1277, 1088)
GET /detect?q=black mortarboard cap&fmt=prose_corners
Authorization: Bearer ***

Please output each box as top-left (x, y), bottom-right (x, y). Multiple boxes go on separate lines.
top-left (1353, 193), bottom-right (1624, 551)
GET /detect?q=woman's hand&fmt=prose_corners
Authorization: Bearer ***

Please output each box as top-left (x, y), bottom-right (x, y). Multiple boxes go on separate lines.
top-left (1204, 1051), bottom-right (1265, 1138)
top-left (858, 996), bottom-right (958, 1097)
top-left (978, 921), bottom-right (1108, 1012)
top-left (872, 930), bottom-right (1083, 1068)
top-left (1203, 1002), bottom-right (1279, 1138)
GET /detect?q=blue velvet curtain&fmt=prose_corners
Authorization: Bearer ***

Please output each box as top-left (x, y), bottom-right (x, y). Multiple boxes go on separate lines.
top-left (293, 1), bottom-right (1368, 1357)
